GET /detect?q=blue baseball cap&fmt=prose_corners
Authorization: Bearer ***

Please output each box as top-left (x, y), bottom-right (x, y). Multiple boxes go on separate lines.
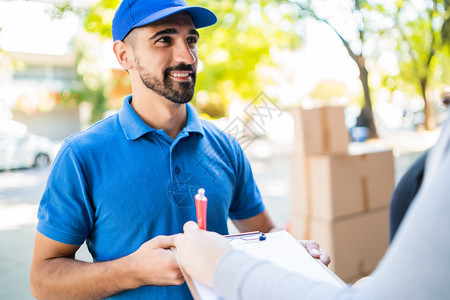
top-left (112, 0), bottom-right (217, 41)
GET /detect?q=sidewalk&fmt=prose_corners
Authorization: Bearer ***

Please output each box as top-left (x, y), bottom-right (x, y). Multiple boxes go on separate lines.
top-left (0, 129), bottom-right (440, 299)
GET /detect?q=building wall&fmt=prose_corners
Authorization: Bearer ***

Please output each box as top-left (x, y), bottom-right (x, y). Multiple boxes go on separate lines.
top-left (12, 106), bottom-right (81, 142)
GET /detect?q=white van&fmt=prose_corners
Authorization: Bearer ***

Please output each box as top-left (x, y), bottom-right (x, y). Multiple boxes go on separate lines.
top-left (0, 118), bottom-right (54, 170)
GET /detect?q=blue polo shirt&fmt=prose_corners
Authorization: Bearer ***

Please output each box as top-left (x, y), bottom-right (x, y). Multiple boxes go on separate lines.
top-left (37, 96), bottom-right (265, 299)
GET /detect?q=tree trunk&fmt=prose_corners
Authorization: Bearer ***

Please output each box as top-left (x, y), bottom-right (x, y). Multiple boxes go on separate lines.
top-left (420, 77), bottom-right (436, 131)
top-left (300, 8), bottom-right (379, 139)
top-left (356, 58), bottom-right (378, 139)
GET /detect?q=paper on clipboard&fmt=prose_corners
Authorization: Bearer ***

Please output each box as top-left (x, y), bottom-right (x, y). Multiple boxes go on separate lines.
top-left (174, 230), bottom-right (346, 300)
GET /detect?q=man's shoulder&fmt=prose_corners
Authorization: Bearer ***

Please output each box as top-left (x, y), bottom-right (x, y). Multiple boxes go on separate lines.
top-left (200, 118), bottom-right (222, 134)
top-left (198, 118), bottom-right (245, 163)
top-left (200, 119), bottom-right (236, 145)
top-left (65, 114), bottom-right (121, 149)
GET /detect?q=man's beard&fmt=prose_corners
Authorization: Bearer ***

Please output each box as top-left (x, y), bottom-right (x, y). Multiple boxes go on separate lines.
top-left (136, 60), bottom-right (196, 104)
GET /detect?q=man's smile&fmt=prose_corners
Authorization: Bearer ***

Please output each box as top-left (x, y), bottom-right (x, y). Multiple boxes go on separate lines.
top-left (168, 70), bottom-right (193, 81)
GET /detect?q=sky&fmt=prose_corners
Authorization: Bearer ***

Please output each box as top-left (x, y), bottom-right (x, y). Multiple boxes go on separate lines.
top-left (267, 19), bottom-right (361, 107)
top-left (0, 0), bottom-right (82, 55)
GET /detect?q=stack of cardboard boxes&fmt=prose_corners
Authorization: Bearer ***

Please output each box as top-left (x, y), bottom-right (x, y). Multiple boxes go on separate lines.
top-left (290, 106), bottom-right (395, 283)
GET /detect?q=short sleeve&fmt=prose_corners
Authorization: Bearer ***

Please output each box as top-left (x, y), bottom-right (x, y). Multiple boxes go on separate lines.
top-left (37, 141), bottom-right (94, 246)
top-left (228, 141), bottom-right (265, 220)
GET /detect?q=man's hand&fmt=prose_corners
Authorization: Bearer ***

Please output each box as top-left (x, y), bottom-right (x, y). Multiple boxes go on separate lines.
top-left (298, 239), bottom-right (331, 266)
top-left (129, 235), bottom-right (185, 286)
top-left (269, 229), bottom-right (331, 267)
top-left (31, 233), bottom-right (184, 300)
top-left (174, 221), bottom-right (232, 287)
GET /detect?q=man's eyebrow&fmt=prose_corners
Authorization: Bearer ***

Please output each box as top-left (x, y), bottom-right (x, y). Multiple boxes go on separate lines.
top-left (149, 28), bottom-right (199, 40)
top-left (189, 29), bottom-right (199, 37)
top-left (149, 28), bottom-right (178, 40)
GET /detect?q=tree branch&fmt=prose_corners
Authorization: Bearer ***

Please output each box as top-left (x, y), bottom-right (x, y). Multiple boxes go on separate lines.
top-left (294, 3), bottom-right (361, 64)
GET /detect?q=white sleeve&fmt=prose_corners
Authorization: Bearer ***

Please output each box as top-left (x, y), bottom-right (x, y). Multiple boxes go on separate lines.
top-left (213, 250), bottom-right (348, 300)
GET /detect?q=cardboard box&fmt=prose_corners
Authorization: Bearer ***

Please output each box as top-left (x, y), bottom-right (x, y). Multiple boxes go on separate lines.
top-left (291, 106), bottom-right (349, 155)
top-left (290, 207), bottom-right (389, 282)
top-left (291, 150), bottom-right (395, 219)
top-left (290, 155), bottom-right (309, 214)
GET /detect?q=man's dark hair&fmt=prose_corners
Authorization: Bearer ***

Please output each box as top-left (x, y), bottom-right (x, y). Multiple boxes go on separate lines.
top-left (123, 29), bottom-right (138, 48)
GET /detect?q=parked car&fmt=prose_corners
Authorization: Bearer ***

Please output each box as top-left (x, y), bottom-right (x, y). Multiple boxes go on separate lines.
top-left (0, 119), bottom-right (55, 170)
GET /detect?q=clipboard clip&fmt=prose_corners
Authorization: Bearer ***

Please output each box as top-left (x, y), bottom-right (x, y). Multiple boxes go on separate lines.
top-left (225, 231), bottom-right (267, 241)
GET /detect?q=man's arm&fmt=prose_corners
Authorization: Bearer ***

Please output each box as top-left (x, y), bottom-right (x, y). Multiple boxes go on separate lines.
top-left (231, 209), bottom-right (275, 233)
top-left (30, 232), bottom-right (184, 300)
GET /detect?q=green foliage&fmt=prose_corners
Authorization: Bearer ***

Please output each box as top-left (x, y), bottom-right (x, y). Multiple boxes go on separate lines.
top-left (389, 0), bottom-right (449, 98)
top-left (60, 34), bottom-right (108, 124)
top-left (52, 0), bottom-right (117, 39)
top-left (188, 0), bottom-right (302, 117)
top-left (292, 0), bottom-right (449, 130)
top-left (83, 0), bottom-right (119, 39)
top-left (49, 1), bottom-right (111, 123)
top-left (55, 0), bottom-right (302, 119)
top-left (45, 0), bottom-right (450, 127)
top-left (49, 2), bottom-right (85, 20)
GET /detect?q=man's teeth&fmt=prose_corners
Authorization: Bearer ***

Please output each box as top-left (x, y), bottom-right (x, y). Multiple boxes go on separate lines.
top-left (171, 73), bottom-right (190, 78)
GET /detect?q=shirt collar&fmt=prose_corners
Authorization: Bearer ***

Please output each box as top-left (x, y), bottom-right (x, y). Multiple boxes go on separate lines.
top-left (184, 101), bottom-right (205, 137)
top-left (118, 95), bottom-right (204, 141)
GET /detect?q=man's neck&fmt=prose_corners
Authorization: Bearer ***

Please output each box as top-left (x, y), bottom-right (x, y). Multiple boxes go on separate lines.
top-left (130, 88), bottom-right (187, 140)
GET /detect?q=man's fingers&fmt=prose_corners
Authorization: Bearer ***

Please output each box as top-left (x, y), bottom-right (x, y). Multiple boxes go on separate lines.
top-left (310, 247), bottom-right (321, 257)
top-left (299, 240), bottom-right (320, 257)
top-left (298, 239), bottom-right (332, 267)
top-left (319, 252), bottom-right (331, 267)
top-left (151, 235), bottom-right (178, 249)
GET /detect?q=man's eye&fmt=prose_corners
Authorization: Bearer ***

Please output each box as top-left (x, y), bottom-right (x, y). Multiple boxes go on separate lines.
top-left (157, 36), bottom-right (172, 44)
top-left (187, 37), bottom-right (198, 44)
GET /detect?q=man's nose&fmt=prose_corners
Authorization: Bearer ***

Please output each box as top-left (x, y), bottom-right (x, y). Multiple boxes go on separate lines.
top-left (174, 41), bottom-right (196, 65)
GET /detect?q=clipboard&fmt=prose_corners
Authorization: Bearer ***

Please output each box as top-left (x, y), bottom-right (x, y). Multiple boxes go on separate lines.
top-left (172, 230), bottom-right (347, 300)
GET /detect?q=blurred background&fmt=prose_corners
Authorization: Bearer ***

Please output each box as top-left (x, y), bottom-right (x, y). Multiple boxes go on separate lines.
top-left (0, 0), bottom-right (448, 298)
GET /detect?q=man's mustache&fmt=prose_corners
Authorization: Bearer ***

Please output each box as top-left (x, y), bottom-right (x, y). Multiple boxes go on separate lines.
top-left (165, 63), bottom-right (195, 74)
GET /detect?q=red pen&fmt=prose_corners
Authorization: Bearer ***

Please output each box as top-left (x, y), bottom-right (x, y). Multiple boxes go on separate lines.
top-left (195, 188), bottom-right (208, 230)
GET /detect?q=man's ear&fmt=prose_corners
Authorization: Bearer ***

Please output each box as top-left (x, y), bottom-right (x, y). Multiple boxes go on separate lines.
top-left (113, 40), bottom-right (133, 70)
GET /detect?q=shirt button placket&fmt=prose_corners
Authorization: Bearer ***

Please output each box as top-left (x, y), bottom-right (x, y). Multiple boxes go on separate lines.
top-left (175, 166), bottom-right (181, 175)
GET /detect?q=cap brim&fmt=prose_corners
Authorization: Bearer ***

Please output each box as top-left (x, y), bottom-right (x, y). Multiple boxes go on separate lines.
top-left (133, 6), bottom-right (217, 30)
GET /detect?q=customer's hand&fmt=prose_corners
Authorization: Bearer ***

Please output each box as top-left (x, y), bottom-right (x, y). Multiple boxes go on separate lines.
top-left (298, 239), bottom-right (331, 267)
top-left (174, 221), bottom-right (232, 287)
